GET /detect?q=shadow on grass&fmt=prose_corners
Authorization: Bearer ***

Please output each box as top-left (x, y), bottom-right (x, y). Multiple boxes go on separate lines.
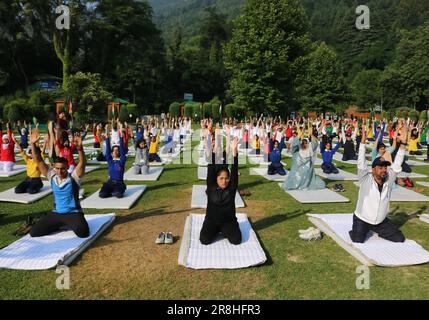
top-left (389, 205), bottom-right (427, 228)
top-left (0, 211), bottom-right (49, 227)
top-left (252, 210), bottom-right (310, 232)
top-left (249, 210), bottom-right (310, 267)
top-left (114, 206), bottom-right (191, 227)
top-left (147, 182), bottom-right (183, 192)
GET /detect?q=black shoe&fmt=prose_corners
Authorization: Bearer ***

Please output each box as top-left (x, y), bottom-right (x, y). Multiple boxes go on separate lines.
top-left (13, 216), bottom-right (34, 237)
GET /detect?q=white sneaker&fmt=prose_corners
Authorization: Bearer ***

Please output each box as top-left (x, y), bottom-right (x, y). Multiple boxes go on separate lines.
top-left (299, 229), bottom-right (322, 241)
top-left (298, 227), bottom-right (316, 234)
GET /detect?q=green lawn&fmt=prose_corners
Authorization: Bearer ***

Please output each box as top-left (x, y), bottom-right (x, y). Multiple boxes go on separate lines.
top-left (1, 131), bottom-right (429, 299)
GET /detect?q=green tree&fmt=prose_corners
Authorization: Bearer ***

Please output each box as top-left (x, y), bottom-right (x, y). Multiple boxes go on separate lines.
top-left (169, 102), bottom-right (180, 117)
top-left (67, 72), bottom-right (113, 123)
top-left (224, 0), bottom-right (311, 115)
top-left (351, 69), bottom-right (382, 111)
top-left (296, 42), bottom-right (349, 113)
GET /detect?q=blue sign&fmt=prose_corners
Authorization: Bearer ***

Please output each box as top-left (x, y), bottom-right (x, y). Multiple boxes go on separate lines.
top-left (184, 93), bottom-right (193, 102)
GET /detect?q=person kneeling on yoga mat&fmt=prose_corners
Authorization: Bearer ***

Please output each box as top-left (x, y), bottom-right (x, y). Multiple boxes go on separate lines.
top-left (200, 137), bottom-right (242, 246)
top-left (267, 135), bottom-right (286, 176)
top-left (99, 127), bottom-right (127, 199)
top-left (29, 129), bottom-right (89, 238)
top-left (350, 121), bottom-right (407, 244)
top-left (13, 133), bottom-right (48, 194)
top-left (133, 139), bottom-right (149, 175)
top-left (320, 137), bottom-right (341, 174)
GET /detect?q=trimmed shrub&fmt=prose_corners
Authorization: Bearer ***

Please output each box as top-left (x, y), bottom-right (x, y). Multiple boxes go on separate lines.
top-left (3, 98), bottom-right (28, 121)
top-left (419, 110), bottom-right (428, 122)
top-left (203, 102), bottom-right (212, 118)
top-left (169, 102), bottom-right (181, 118)
top-left (192, 103), bottom-right (202, 121)
top-left (225, 104), bottom-right (235, 118)
top-left (184, 103), bottom-right (194, 118)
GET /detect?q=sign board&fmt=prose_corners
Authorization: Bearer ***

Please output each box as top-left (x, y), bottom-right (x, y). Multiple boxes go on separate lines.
top-left (184, 93), bottom-right (193, 102)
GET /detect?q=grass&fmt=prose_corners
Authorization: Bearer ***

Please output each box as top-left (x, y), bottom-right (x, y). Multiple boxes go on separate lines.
top-left (1, 130), bottom-right (429, 299)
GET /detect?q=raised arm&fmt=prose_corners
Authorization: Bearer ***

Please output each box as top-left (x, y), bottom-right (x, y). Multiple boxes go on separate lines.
top-left (74, 133), bottom-right (86, 178)
top-left (30, 129), bottom-right (49, 177)
top-left (229, 137), bottom-right (239, 191)
top-left (357, 123), bottom-right (369, 180)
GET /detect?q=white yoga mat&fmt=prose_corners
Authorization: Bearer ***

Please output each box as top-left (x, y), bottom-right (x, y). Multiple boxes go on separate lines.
top-left (178, 214), bottom-right (267, 269)
top-left (86, 160), bottom-right (108, 165)
top-left (308, 213), bottom-right (429, 267)
top-left (420, 214), bottom-right (429, 225)
top-left (354, 181), bottom-right (429, 202)
top-left (0, 214), bottom-right (115, 270)
top-left (81, 185), bottom-right (147, 209)
top-left (0, 181), bottom-right (52, 204)
top-left (250, 167), bottom-right (288, 181)
top-left (315, 168), bottom-right (359, 181)
top-left (84, 166), bottom-right (101, 174)
top-left (416, 181), bottom-right (429, 188)
top-left (124, 167), bottom-right (163, 181)
top-left (333, 153), bottom-right (358, 165)
top-left (0, 165), bottom-right (27, 177)
top-left (407, 159), bottom-right (429, 167)
top-left (191, 185), bottom-right (245, 208)
top-left (278, 183), bottom-right (350, 203)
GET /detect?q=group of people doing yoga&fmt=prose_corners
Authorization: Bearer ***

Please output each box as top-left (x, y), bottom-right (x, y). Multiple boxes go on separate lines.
top-left (198, 114), bottom-right (417, 245)
top-left (1, 112), bottom-right (423, 247)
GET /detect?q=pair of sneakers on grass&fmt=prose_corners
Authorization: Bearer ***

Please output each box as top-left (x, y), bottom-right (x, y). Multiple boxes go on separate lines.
top-left (298, 227), bottom-right (322, 241)
top-left (156, 232), bottom-right (174, 244)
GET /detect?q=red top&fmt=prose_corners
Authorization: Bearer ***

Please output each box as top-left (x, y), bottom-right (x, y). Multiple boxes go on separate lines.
top-left (0, 129), bottom-right (15, 162)
top-left (56, 139), bottom-right (77, 168)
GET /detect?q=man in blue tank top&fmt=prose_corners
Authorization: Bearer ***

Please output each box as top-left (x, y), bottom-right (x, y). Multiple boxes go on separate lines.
top-left (29, 128), bottom-right (89, 238)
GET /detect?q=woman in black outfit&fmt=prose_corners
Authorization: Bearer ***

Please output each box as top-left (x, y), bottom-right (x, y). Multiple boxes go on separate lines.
top-left (200, 136), bottom-right (242, 245)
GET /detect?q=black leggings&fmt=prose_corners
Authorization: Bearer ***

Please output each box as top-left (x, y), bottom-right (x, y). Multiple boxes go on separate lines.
top-left (99, 179), bottom-right (126, 198)
top-left (30, 212), bottom-right (89, 238)
top-left (15, 178), bottom-right (43, 194)
top-left (200, 219), bottom-right (242, 245)
top-left (149, 153), bottom-right (161, 163)
top-left (349, 215), bottom-right (405, 243)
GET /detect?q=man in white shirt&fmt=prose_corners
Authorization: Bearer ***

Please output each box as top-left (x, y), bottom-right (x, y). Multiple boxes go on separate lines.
top-left (350, 122), bottom-right (408, 243)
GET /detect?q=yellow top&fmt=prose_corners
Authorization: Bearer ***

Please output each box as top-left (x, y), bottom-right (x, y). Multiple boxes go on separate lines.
top-left (149, 131), bottom-right (160, 154)
top-left (20, 151), bottom-right (45, 178)
top-left (367, 126), bottom-right (374, 139)
top-left (408, 134), bottom-right (420, 152)
top-left (252, 138), bottom-right (260, 150)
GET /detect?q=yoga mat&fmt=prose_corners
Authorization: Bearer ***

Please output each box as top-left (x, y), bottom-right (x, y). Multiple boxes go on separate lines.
top-left (308, 213), bottom-right (429, 267)
top-left (250, 167), bottom-right (288, 182)
top-left (0, 165), bottom-right (27, 178)
top-left (333, 153), bottom-right (358, 165)
top-left (0, 214), bottom-right (115, 270)
top-left (81, 185), bottom-right (147, 209)
top-left (416, 181), bottom-right (429, 188)
top-left (86, 160), bottom-right (108, 165)
top-left (315, 168), bottom-right (359, 181)
top-left (420, 214), bottom-right (429, 225)
top-left (178, 213), bottom-right (267, 269)
top-left (124, 167), bottom-right (164, 181)
top-left (191, 185), bottom-right (245, 208)
top-left (278, 183), bottom-right (350, 203)
top-left (407, 159), bottom-right (429, 167)
top-left (0, 181), bottom-right (52, 204)
top-left (354, 182), bottom-right (429, 202)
